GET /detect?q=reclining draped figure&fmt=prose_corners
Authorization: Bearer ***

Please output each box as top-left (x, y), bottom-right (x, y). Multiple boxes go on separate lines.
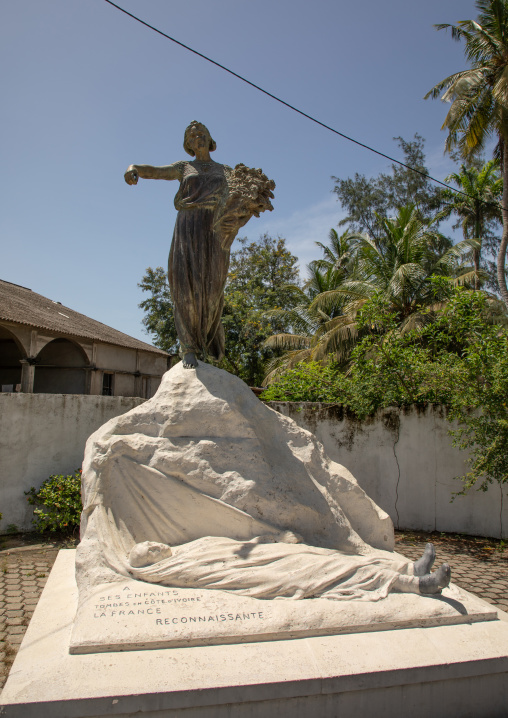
top-left (76, 122), bottom-right (450, 609)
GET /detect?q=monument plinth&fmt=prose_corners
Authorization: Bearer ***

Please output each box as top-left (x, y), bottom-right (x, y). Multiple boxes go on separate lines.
top-left (69, 361), bottom-right (496, 654)
top-left (69, 575), bottom-right (496, 654)
top-left (1, 551), bottom-right (507, 718)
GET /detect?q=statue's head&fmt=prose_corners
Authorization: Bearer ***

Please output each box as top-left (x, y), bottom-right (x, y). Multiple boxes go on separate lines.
top-left (183, 121), bottom-right (216, 156)
top-left (129, 541), bottom-right (173, 568)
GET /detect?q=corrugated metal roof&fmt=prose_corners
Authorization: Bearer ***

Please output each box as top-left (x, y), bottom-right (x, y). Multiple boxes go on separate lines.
top-left (0, 279), bottom-right (168, 356)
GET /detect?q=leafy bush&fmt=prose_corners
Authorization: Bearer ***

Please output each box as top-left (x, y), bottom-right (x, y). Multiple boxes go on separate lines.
top-left (25, 470), bottom-right (82, 534)
top-left (444, 304), bottom-right (508, 493)
top-left (261, 362), bottom-right (347, 403)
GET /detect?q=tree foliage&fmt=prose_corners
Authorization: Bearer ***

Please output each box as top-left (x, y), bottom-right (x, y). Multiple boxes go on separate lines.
top-left (220, 235), bottom-right (300, 385)
top-left (264, 206), bottom-right (478, 376)
top-left (263, 229), bottom-right (358, 380)
top-left (333, 135), bottom-right (443, 240)
top-left (442, 159), bottom-right (503, 291)
top-left (138, 235), bottom-right (300, 386)
top-left (138, 267), bottom-right (178, 354)
top-left (425, 0), bottom-right (508, 307)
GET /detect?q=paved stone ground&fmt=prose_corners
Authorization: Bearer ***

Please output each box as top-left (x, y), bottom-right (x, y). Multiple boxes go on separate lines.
top-left (0, 545), bottom-right (59, 689)
top-left (0, 531), bottom-right (506, 691)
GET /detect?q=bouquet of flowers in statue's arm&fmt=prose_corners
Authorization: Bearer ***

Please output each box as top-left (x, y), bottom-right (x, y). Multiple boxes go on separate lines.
top-left (215, 164), bottom-right (275, 250)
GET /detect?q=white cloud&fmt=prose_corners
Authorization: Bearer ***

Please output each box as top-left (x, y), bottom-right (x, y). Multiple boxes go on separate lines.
top-left (243, 194), bottom-right (347, 275)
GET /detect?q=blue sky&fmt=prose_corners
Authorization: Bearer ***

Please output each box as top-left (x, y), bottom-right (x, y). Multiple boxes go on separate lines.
top-left (1, 0), bottom-right (481, 343)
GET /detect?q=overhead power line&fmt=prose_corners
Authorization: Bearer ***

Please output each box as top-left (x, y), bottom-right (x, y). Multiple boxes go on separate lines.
top-left (103, 0), bottom-right (505, 214)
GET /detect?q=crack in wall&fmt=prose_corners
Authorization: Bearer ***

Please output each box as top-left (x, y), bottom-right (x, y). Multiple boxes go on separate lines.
top-left (433, 409), bottom-right (437, 532)
top-left (392, 416), bottom-right (401, 528)
top-left (500, 487), bottom-right (504, 540)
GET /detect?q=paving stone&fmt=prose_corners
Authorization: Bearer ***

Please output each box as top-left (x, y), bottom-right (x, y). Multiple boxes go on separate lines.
top-left (5, 618), bottom-right (23, 627)
top-left (5, 611), bottom-right (23, 618)
top-left (6, 634), bottom-right (23, 645)
top-left (6, 626), bottom-right (24, 635)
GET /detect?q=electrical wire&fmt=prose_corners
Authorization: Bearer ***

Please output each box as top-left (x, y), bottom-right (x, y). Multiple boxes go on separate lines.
top-left (103, 0), bottom-right (505, 214)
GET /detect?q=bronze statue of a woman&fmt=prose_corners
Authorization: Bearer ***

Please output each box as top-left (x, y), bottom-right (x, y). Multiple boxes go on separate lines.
top-left (125, 121), bottom-right (275, 369)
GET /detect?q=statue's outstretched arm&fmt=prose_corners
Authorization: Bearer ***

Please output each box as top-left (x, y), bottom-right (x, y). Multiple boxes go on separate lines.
top-left (124, 163), bottom-right (181, 185)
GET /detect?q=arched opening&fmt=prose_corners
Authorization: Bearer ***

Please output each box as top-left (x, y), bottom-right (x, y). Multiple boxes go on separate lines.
top-left (0, 326), bottom-right (25, 391)
top-left (33, 338), bottom-right (89, 394)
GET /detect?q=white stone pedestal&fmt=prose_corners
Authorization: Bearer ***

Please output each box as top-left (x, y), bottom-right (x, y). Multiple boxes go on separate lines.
top-left (1, 550), bottom-right (508, 718)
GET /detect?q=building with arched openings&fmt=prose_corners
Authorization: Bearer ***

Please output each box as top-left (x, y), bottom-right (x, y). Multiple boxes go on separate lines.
top-left (0, 279), bottom-right (169, 398)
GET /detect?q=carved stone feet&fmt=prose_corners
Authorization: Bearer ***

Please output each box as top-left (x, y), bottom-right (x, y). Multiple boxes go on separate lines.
top-left (419, 563), bottom-right (451, 595)
top-left (413, 542), bottom-right (436, 577)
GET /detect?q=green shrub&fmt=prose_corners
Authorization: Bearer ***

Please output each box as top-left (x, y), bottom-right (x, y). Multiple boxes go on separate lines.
top-left (261, 362), bottom-right (348, 403)
top-left (25, 470), bottom-right (82, 534)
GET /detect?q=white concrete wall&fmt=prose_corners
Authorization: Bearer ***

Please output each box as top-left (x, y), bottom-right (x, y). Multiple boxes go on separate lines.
top-left (1, 394), bottom-right (506, 538)
top-left (268, 402), bottom-right (508, 539)
top-left (0, 393), bottom-right (145, 532)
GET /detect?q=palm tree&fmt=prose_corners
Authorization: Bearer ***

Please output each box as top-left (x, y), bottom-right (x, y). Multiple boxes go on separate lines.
top-left (313, 228), bottom-right (356, 274)
top-left (262, 230), bottom-right (357, 380)
top-left (311, 205), bottom-right (478, 335)
top-left (440, 159), bottom-right (502, 288)
top-left (424, 0), bottom-right (508, 307)
top-left (263, 208), bottom-right (478, 380)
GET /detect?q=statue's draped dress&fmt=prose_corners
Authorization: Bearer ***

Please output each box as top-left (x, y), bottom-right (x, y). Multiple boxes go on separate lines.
top-left (168, 161), bottom-right (230, 361)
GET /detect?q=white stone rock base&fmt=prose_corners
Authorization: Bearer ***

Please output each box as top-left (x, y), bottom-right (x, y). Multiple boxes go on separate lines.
top-left (1, 550), bottom-right (508, 718)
